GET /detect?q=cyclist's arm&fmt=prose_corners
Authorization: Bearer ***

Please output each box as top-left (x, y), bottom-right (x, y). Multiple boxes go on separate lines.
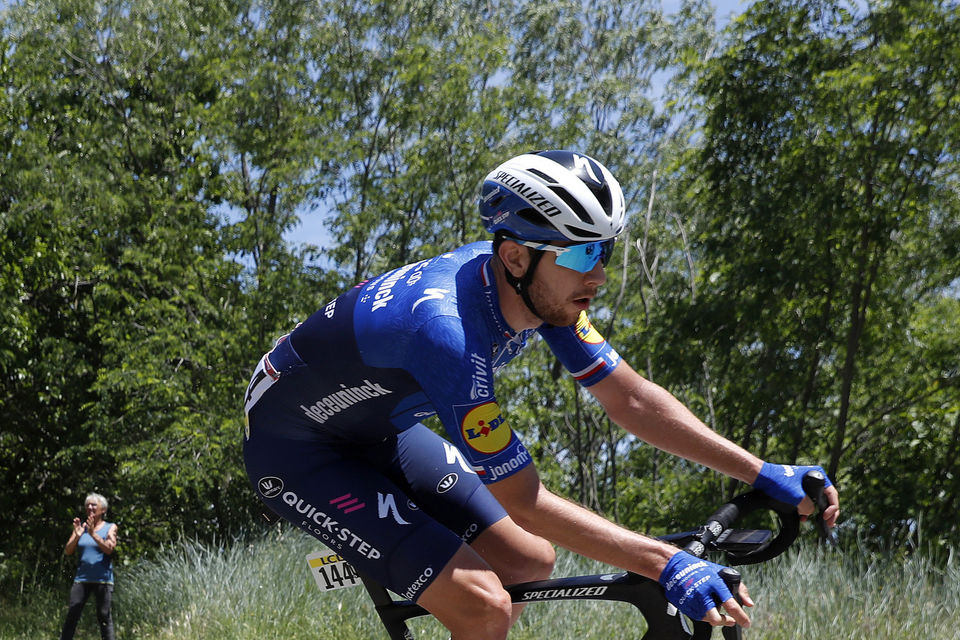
top-left (486, 464), bottom-right (753, 627)
top-left (587, 360), bottom-right (840, 526)
top-left (540, 315), bottom-right (757, 484)
top-left (588, 360), bottom-right (763, 484)
top-left (487, 464), bottom-right (676, 579)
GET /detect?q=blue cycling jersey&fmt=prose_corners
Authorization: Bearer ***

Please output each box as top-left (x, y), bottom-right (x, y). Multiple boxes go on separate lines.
top-left (244, 241), bottom-right (621, 484)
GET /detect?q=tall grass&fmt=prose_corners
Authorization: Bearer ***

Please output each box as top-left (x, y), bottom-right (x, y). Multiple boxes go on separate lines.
top-left (116, 529), bottom-right (390, 640)
top-left (746, 545), bottom-right (960, 640)
top-left (5, 530), bottom-right (959, 639)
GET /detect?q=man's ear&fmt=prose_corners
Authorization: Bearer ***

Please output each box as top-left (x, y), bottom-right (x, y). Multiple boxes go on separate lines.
top-left (498, 239), bottom-right (529, 279)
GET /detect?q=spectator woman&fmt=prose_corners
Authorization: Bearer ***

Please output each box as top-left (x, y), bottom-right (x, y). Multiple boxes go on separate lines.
top-left (59, 492), bottom-right (118, 640)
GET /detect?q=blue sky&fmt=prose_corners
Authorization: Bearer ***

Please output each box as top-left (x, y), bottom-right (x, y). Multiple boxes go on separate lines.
top-left (691, 0), bottom-right (751, 25)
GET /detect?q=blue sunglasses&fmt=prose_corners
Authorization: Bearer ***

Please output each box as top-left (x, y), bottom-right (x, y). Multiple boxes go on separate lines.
top-left (516, 239), bottom-right (616, 273)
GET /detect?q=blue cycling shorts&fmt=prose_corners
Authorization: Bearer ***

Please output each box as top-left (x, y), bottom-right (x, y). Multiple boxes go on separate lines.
top-left (243, 420), bottom-right (508, 602)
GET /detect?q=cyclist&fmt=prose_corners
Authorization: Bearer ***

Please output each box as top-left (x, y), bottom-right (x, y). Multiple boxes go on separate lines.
top-left (243, 150), bottom-right (840, 640)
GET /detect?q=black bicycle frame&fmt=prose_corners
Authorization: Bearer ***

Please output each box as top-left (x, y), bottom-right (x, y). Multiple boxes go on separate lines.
top-left (360, 568), bottom-right (720, 640)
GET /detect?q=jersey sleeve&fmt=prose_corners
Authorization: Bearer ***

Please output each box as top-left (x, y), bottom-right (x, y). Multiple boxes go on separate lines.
top-left (404, 315), bottom-right (532, 484)
top-left (538, 311), bottom-right (621, 387)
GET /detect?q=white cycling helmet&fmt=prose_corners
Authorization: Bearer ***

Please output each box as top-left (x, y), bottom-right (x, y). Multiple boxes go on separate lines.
top-left (479, 150), bottom-right (626, 243)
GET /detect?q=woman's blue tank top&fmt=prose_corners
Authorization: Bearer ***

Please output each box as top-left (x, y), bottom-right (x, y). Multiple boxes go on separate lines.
top-left (74, 522), bottom-right (114, 584)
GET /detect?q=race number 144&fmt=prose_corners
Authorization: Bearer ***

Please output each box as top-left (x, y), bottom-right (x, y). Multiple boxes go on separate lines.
top-left (306, 550), bottom-right (361, 592)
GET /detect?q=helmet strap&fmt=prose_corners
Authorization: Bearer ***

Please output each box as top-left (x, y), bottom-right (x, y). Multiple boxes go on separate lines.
top-left (503, 248), bottom-right (546, 320)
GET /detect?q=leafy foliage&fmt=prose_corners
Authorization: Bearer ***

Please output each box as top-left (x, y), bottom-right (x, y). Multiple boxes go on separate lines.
top-left (681, 0), bottom-right (960, 544)
top-left (1, 0), bottom-right (958, 600)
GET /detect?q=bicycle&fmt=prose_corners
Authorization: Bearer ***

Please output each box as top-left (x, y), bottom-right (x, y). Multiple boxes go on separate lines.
top-left (290, 471), bottom-right (828, 640)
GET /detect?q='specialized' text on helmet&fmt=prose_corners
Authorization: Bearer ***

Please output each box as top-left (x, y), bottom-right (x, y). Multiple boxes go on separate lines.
top-left (479, 150), bottom-right (626, 243)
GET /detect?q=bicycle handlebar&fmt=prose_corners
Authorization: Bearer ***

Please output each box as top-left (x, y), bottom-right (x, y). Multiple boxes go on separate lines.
top-left (804, 471), bottom-right (832, 541)
top-left (670, 470), bottom-right (827, 640)
top-left (661, 470), bottom-right (826, 567)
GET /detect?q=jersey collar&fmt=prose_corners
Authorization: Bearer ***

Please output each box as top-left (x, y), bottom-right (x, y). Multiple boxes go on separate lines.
top-left (480, 258), bottom-right (515, 341)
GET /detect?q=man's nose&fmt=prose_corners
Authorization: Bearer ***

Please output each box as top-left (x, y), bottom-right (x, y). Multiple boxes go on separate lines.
top-left (584, 260), bottom-right (606, 285)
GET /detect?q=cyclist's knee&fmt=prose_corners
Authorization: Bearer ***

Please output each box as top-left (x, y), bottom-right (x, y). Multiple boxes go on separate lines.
top-left (426, 575), bottom-right (512, 640)
top-left (505, 537), bottom-right (557, 583)
top-left (455, 581), bottom-right (513, 639)
top-left (537, 536), bottom-right (556, 574)
top-left (419, 549), bottom-right (513, 640)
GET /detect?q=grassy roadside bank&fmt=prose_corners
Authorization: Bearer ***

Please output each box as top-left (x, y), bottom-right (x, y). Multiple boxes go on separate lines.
top-left (3, 529), bottom-right (958, 639)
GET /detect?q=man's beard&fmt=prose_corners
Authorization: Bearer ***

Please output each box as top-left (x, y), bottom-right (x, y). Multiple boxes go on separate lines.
top-left (526, 276), bottom-right (582, 327)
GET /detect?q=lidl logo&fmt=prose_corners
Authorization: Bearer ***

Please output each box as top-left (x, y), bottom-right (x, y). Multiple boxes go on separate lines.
top-left (461, 402), bottom-right (512, 454)
top-left (575, 312), bottom-right (604, 344)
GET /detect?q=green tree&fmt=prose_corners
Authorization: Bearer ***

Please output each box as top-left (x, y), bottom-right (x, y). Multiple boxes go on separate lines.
top-left (0, 8), bottom-right (110, 587)
top-left (318, 0), bottom-right (527, 279)
top-left (0, 0), bottom-right (339, 586)
top-left (681, 0), bottom-right (960, 544)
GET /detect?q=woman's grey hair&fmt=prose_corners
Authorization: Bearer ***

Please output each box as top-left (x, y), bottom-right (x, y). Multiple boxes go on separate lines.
top-left (85, 493), bottom-right (108, 512)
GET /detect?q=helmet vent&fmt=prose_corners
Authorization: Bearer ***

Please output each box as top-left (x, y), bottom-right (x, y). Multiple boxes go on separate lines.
top-left (550, 186), bottom-right (592, 225)
top-left (488, 194), bottom-right (506, 208)
top-left (527, 168), bottom-right (556, 183)
top-left (515, 207), bottom-right (550, 228)
top-left (564, 225), bottom-right (602, 240)
top-left (593, 184), bottom-right (613, 217)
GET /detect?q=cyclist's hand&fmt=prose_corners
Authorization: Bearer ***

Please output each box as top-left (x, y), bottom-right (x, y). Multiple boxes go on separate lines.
top-left (658, 551), bottom-right (754, 628)
top-left (753, 462), bottom-right (840, 528)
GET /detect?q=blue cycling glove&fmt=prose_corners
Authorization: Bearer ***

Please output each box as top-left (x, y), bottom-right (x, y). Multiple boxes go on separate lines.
top-left (753, 462), bottom-right (833, 506)
top-left (658, 551), bottom-right (734, 621)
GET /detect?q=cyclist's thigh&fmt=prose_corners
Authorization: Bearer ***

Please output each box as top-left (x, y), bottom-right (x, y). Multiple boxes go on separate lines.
top-left (387, 423), bottom-right (508, 545)
top-left (244, 430), bottom-right (463, 601)
top-left (469, 515), bottom-right (556, 585)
